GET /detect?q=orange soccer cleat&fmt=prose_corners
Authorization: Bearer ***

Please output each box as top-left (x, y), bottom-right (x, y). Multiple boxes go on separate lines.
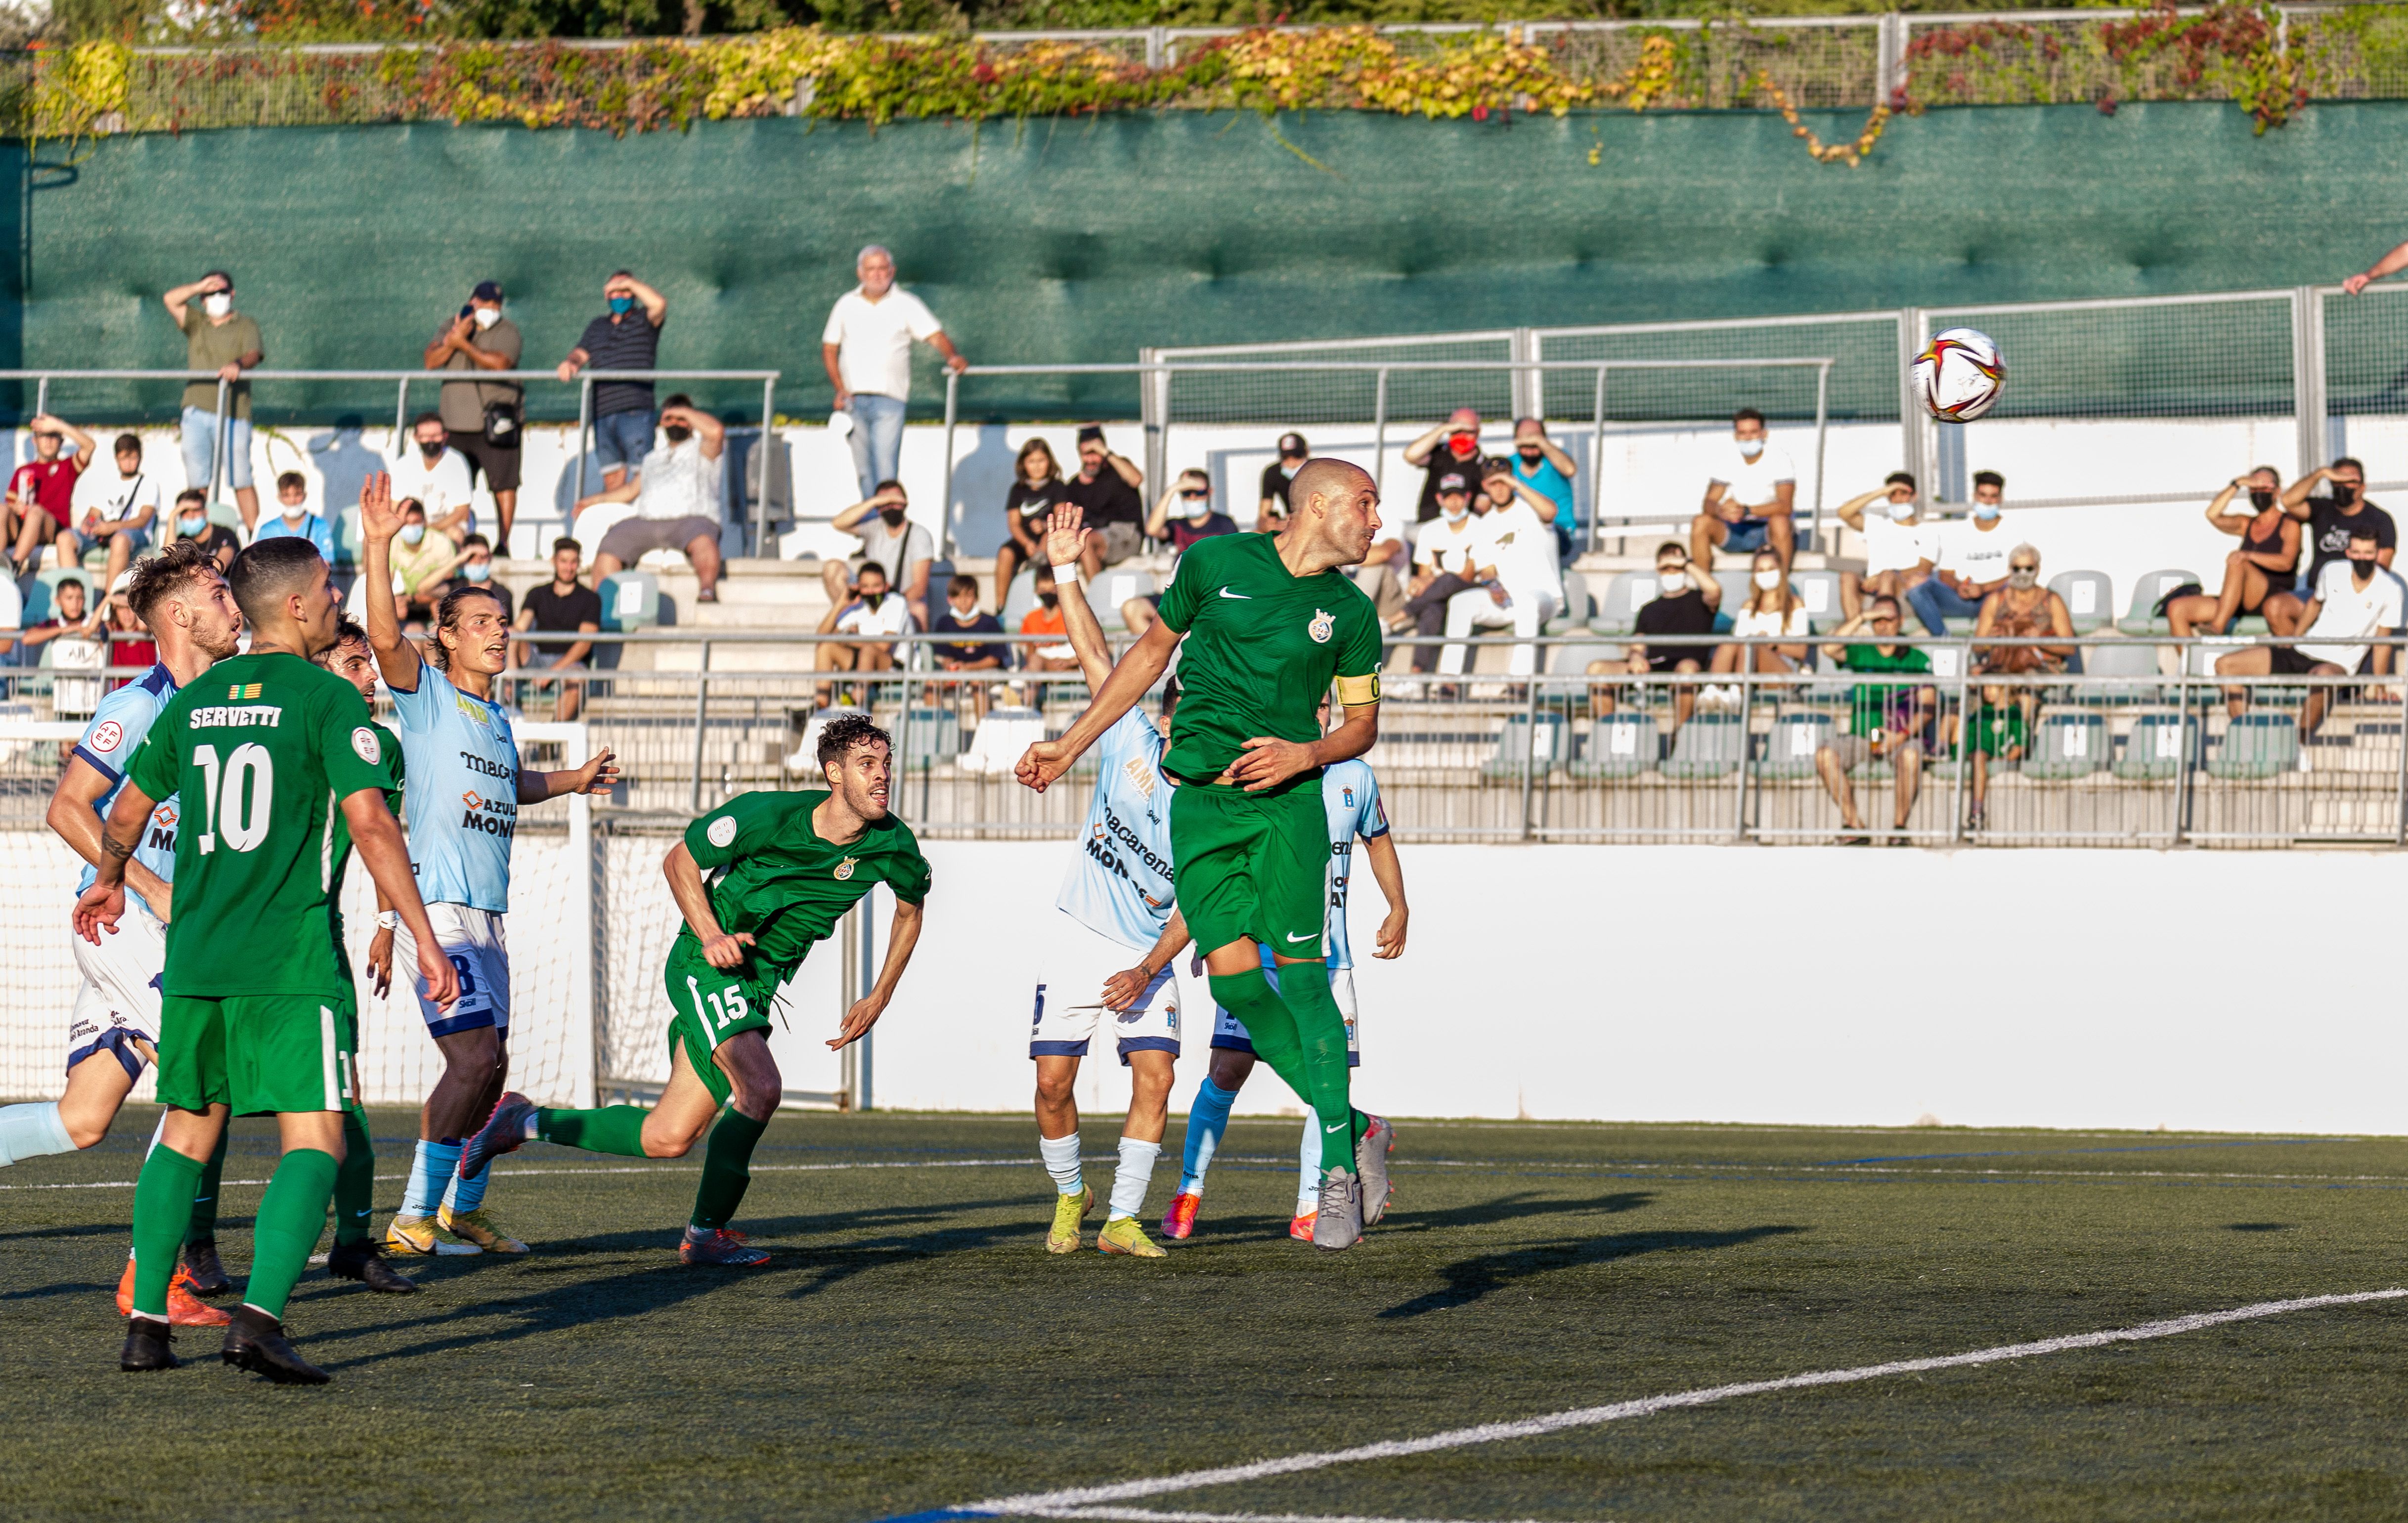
top-left (116, 1257), bottom-right (232, 1327)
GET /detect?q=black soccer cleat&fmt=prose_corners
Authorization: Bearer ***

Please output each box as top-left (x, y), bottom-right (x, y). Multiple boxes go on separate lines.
top-left (327, 1237), bottom-right (419, 1294)
top-left (180, 1237), bottom-right (233, 1297)
top-left (220, 1305), bottom-right (330, 1386)
top-left (120, 1316), bottom-right (182, 1372)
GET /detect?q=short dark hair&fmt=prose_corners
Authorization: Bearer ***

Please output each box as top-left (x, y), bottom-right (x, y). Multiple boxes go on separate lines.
top-left (226, 536), bottom-right (326, 624)
top-left (125, 537), bottom-right (221, 625)
top-left (1733, 407), bottom-right (1766, 428)
top-left (113, 433), bottom-right (140, 456)
top-left (1972, 470), bottom-right (2006, 491)
top-left (816, 711), bottom-right (892, 771)
top-left (2348, 524), bottom-right (2384, 544)
top-left (54, 574), bottom-right (86, 596)
top-left (856, 560), bottom-right (889, 583)
top-left (2336, 456), bottom-right (2367, 476)
top-left (399, 497), bottom-right (426, 518)
top-left (552, 537), bottom-right (581, 557)
top-left (1885, 471), bottom-right (1916, 490)
top-left (1160, 674), bottom-right (1181, 717)
top-left (313, 616), bottom-right (371, 667)
top-left (202, 269), bottom-right (232, 289)
top-left (461, 533), bottom-right (490, 552)
top-left (276, 471), bottom-right (306, 494)
top-left (873, 479), bottom-right (905, 497)
top-left (947, 573), bottom-right (979, 599)
top-left (1655, 540), bottom-right (1687, 563)
top-left (175, 488), bottom-right (206, 510)
top-left (412, 411), bottom-right (444, 433)
top-left (661, 392), bottom-right (693, 412)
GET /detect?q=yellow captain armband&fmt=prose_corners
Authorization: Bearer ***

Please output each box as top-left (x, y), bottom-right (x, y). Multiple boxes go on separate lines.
top-left (1334, 672), bottom-right (1381, 707)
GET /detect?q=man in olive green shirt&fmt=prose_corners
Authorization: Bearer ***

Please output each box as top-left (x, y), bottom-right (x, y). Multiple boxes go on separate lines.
top-left (1815, 595), bottom-right (1937, 843)
top-left (163, 271), bottom-right (265, 533)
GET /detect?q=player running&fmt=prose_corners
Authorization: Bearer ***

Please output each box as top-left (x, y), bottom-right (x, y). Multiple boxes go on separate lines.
top-left (1023, 506), bottom-right (1192, 1258)
top-left (355, 472), bottom-right (617, 1258)
top-left (458, 713), bottom-right (929, 1266)
top-left (1017, 457), bottom-right (1395, 1250)
top-left (1163, 703), bottom-right (1407, 1241)
top-left (85, 536), bottom-right (459, 1383)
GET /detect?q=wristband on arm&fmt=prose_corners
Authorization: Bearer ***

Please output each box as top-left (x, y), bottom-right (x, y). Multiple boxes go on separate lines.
top-left (1051, 563), bottom-right (1082, 588)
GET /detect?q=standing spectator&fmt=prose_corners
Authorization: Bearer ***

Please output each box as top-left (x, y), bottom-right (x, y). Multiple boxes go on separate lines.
top-left (167, 488), bottom-right (239, 573)
top-left (929, 572), bottom-right (1007, 722)
top-left (1690, 407), bottom-right (1797, 572)
top-left (1909, 470), bottom-right (2017, 634)
top-left (1395, 469), bottom-right (1489, 676)
top-left (1259, 432), bottom-right (1308, 526)
top-left (1402, 409), bottom-right (1486, 523)
top-left (821, 244), bottom-right (967, 498)
top-left (1834, 472), bottom-right (1933, 621)
top-left (1814, 597), bottom-right (1935, 843)
top-left (67, 430), bottom-right (160, 593)
top-left (1591, 542), bottom-right (1721, 733)
top-left (1436, 457), bottom-right (1563, 680)
top-left (824, 481), bottom-right (934, 631)
top-left (2277, 457), bottom-right (2395, 608)
top-left (1018, 565), bottom-right (1080, 677)
top-left (576, 396), bottom-right (726, 603)
top-left (2216, 525), bottom-right (2407, 740)
top-left (1061, 426), bottom-right (1144, 578)
top-left (7, 413), bottom-right (91, 576)
top-left (997, 437), bottom-right (1066, 611)
top-left (162, 270), bottom-right (263, 530)
top-left (2164, 468), bottom-right (2301, 638)
top-left (385, 498), bottom-right (458, 624)
top-left (557, 270), bottom-right (667, 493)
top-left (1708, 551), bottom-right (1811, 686)
top-left (102, 571), bottom-right (152, 686)
top-left (252, 469), bottom-right (338, 562)
top-left (426, 279), bottom-right (525, 551)
top-left (389, 411), bottom-right (479, 541)
top-left (513, 537), bottom-right (603, 722)
top-left (814, 560), bottom-right (913, 708)
top-left (1509, 417), bottom-right (1579, 562)
top-left (1962, 545), bottom-right (2074, 829)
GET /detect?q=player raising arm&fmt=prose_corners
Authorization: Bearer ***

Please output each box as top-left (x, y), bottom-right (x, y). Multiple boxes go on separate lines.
top-left (459, 714), bottom-right (929, 1266)
top-left (85, 536), bottom-right (459, 1384)
top-left (1015, 458), bottom-right (1396, 1251)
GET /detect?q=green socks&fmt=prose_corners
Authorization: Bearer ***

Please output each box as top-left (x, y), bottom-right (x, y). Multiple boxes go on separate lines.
top-left (536, 1104), bottom-right (649, 1157)
top-left (129, 1144), bottom-right (206, 1320)
top-left (1210, 967), bottom-right (1363, 1178)
top-left (244, 1148), bottom-right (339, 1318)
top-left (690, 1109), bottom-right (769, 1231)
top-left (334, 1104), bottom-right (376, 1246)
top-left (185, 1125), bottom-right (229, 1245)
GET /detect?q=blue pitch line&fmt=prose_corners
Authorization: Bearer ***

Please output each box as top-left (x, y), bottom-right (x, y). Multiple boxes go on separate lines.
top-left (1813, 1138), bottom-right (2333, 1167)
top-left (1196, 1159), bottom-right (2408, 1194)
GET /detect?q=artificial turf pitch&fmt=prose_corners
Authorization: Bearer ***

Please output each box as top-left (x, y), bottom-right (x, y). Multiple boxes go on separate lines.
top-left (6, 1109), bottom-right (2408, 1521)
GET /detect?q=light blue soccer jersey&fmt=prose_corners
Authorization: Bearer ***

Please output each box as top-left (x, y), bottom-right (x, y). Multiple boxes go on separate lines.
top-left (390, 662), bottom-right (519, 913)
top-left (69, 664), bottom-right (181, 917)
top-left (1054, 709), bottom-right (1176, 953)
top-left (1317, 757), bottom-right (1389, 970)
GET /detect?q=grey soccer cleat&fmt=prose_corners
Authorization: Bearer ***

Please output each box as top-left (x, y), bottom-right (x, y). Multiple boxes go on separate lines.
top-left (1356, 1115), bottom-right (1395, 1227)
top-left (1313, 1167), bottom-right (1363, 1251)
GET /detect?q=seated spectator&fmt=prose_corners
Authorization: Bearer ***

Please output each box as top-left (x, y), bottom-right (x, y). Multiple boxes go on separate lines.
top-left (1063, 426), bottom-right (1145, 576)
top-left (1709, 550), bottom-right (1811, 684)
top-left (1591, 542), bottom-right (1721, 732)
top-left (7, 413), bottom-right (91, 576)
top-left (1395, 469), bottom-right (1489, 676)
top-left (1125, 469), bottom-right (1239, 636)
top-left (1836, 472), bottom-right (1932, 620)
top-left (389, 410), bottom-right (478, 541)
top-left (1437, 458), bottom-right (1563, 681)
top-left (513, 537), bottom-right (603, 722)
top-left (1909, 471), bottom-right (2015, 634)
top-left (929, 572), bottom-right (1008, 721)
top-left (1351, 516), bottom-right (1412, 633)
top-left (386, 497), bottom-right (459, 624)
top-left (1509, 417), bottom-right (1579, 563)
top-left (815, 559), bottom-right (913, 709)
top-left (0, 561), bottom-right (19, 664)
top-left (1260, 431), bottom-right (1308, 526)
top-left (1403, 410), bottom-right (1485, 524)
top-left (22, 573), bottom-right (101, 658)
top-left (1691, 407), bottom-right (1796, 572)
top-left (168, 488), bottom-right (240, 573)
top-left (577, 395), bottom-right (727, 604)
top-left (1018, 564), bottom-right (1080, 678)
top-left (824, 480), bottom-right (934, 630)
top-left (67, 430), bottom-right (159, 592)
top-left (997, 436), bottom-right (1066, 612)
top-left (28, 574), bottom-right (107, 712)
top-left (425, 533), bottom-right (513, 620)
top-left (1961, 546), bottom-right (2073, 830)
top-left (2166, 467), bottom-right (2299, 637)
top-left (2217, 525), bottom-right (2407, 740)
top-left (1814, 597), bottom-right (1934, 843)
top-left (252, 470), bottom-right (338, 563)
top-left (103, 572), bottom-right (153, 686)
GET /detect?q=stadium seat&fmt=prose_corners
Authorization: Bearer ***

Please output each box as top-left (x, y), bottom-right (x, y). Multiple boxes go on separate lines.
top-left (599, 570), bottom-right (659, 631)
top-left (335, 505), bottom-right (363, 567)
top-left (2048, 570), bottom-right (2113, 633)
top-left (2114, 712), bottom-right (2193, 780)
top-left (2021, 711), bottom-right (2108, 780)
top-left (2117, 568), bottom-right (2203, 635)
top-left (958, 705), bottom-right (1045, 776)
top-left (1091, 567), bottom-right (1156, 633)
top-left (1481, 712), bottom-right (1566, 779)
top-left (205, 499), bottom-right (244, 536)
top-left (1788, 569), bottom-right (1842, 633)
top-left (999, 566), bottom-right (1039, 631)
top-left (1661, 713), bottom-right (1744, 780)
top-left (1546, 639), bottom-right (1623, 676)
top-left (1758, 711), bottom-right (1832, 780)
top-left (2084, 638), bottom-right (2161, 681)
top-left (1588, 570), bottom-right (1659, 636)
top-left (894, 706), bottom-right (961, 767)
top-left (1570, 713), bottom-right (1656, 778)
top-left (2209, 712), bottom-right (2299, 779)
top-left (1545, 569), bottom-right (1592, 635)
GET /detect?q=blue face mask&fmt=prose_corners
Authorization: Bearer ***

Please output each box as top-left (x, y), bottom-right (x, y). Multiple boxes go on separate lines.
top-left (400, 523), bottom-right (426, 546)
top-left (1973, 503), bottom-right (2001, 522)
top-left (608, 295), bottom-right (634, 316)
top-left (178, 513), bottom-right (206, 536)
top-left (463, 561), bottom-right (490, 583)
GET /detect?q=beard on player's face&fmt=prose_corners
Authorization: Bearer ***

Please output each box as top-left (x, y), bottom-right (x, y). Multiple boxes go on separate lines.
top-left (826, 744), bottom-right (892, 819)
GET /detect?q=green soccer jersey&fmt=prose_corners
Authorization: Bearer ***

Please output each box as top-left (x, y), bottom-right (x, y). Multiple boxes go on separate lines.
top-left (676, 789), bottom-right (933, 994)
top-left (124, 651), bottom-right (392, 999)
top-left (1152, 532), bottom-right (1383, 786)
top-left (326, 720), bottom-right (406, 964)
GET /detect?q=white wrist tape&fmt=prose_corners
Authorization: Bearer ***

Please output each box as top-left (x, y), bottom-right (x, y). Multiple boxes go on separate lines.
top-left (376, 910), bottom-right (401, 931)
top-left (1050, 564), bottom-right (1082, 588)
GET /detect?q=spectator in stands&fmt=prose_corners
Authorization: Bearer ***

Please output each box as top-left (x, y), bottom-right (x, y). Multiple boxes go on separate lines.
top-left (1352, 515), bottom-right (1413, 632)
top-left (822, 244), bottom-right (966, 498)
top-left (426, 279), bottom-right (524, 550)
top-left (162, 270), bottom-right (263, 530)
top-left (2164, 468), bottom-right (2301, 637)
top-left (1591, 542), bottom-right (1720, 733)
top-left (1018, 564), bottom-right (1080, 676)
top-left (66, 430), bottom-right (157, 593)
top-left (1510, 417), bottom-right (1579, 563)
top-left (389, 411), bottom-right (478, 541)
top-left (578, 396), bottom-right (726, 604)
top-left (2274, 460), bottom-right (2395, 632)
top-left (103, 572), bottom-right (152, 686)
top-left (1437, 457), bottom-right (1563, 681)
top-left (815, 560), bottom-right (913, 708)
top-left (2216, 524), bottom-right (2407, 740)
top-left (0, 565), bottom-right (19, 663)
top-left (21, 575), bottom-right (103, 674)
top-left (1403, 409), bottom-right (1485, 524)
top-left (169, 488), bottom-right (239, 573)
top-left (1960, 546), bottom-right (2074, 829)
top-left (1909, 470), bottom-right (2016, 634)
top-left (7, 413), bottom-right (90, 577)
top-left (558, 270), bottom-right (667, 493)
top-left (824, 480), bottom-right (935, 632)
top-left (1708, 550), bottom-right (1810, 687)
top-left (417, 533), bottom-right (513, 621)
top-left (1259, 432), bottom-right (1308, 527)
top-left (1394, 468), bottom-right (1488, 676)
top-left (1122, 469), bottom-right (1240, 636)
top-left (929, 572), bottom-right (1008, 721)
top-left (1063, 426), bottom-right (1144, 577)
top-left (386, 497), bottom-right (458, 624)
top-left (1814, 597), bottom-right (1933, 843)
top-left (514, 537), bottom-right (603, 722)
top-left (1691, 407), bottom-right (1796, 572)
top-left (253, 470), bottom-right (338, 562)
top-left (1835, 472), bottom-right (1931, 621)
top-left (997, 436), bottom-right (1066, 612)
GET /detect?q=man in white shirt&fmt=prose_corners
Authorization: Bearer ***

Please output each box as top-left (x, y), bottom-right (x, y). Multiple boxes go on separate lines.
top-left (1690, 406), bottom-right (1798, 571)
top-left (69, 432), bottom-right (161, 593)
top-left (575, 396), bottom-right (727, 603)
top-left (1438, 459), bottom-right (1564, 678)
top-left (821, 245), bottom-right (968, 499)
top-left (389, 411), bottom-right (479, 541)
top-left (1395, 469), bottom-right (1489, 675)
top-left (2216, 524), bottom-right (2407, 739)
top-left (1909, 470), bottom-right (2015, 633)
top-left (1833, 471), bottom-right (1934, 621)
top-left (823, 481), bottom-right (935, 630)
top-left (814, 560), bottom-right (914, 708)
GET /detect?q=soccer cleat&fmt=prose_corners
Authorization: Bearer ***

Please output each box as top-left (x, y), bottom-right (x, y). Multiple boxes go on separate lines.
top-left (116, 1259), bottom-right (233, 1327)
top-left (327, 1238), bottom-right (419, 1294)
top-left (458, 1091), bottom-right (537, 1181)
top-left (1289, 1211), bottom-right (1314, 1242)
top-left (1096, 1217), bottom-right (1167, 1258)
top-left (1312, 1167), bottom-right (1363, 1251)
top-left (180, 1237), bottom-right (233, 1296)
top-left (439, 1205), bottom-right (529, 1254)
top-left (120, 1316), bottom-right (182, 1372)
top-left (220, 1305), bottom-right (330, 1386)
top-left (1046, 1187), bottom-right (1094, 1254)
top-left (384, 1213), bottom-right (477, 1257)
top-left (1160, 1191), bottom-right (1201, 1241)
top-left (1356, 1115), bottom-right (1396, 1227)
top-left (680, 1226), bottom-right (770, 1266)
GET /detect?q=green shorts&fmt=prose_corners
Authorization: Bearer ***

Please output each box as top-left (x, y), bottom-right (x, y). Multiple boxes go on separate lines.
top-left (663, 947), bottom-right (776, 1111)
top-left (1967, 701), bottom-right (2029, 759)
top-left (157, 993), bottom-right (353, 1117)
top-left (1169, 781), bottom-right (1332, 960)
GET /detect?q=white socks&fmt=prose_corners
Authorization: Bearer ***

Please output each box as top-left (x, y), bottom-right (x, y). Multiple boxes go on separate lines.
top-left (1109, 1136), bottom-right (1160, 1222)
top-left (1296, 1108), bottom-right (1323, 1215)
top-left (1040, 1131), bottom-right (1084, 1196)
top-left (0, 1101), bottom-right (74, 1167)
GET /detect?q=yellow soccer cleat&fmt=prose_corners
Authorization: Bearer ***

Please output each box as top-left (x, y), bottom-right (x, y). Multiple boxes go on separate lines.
top-left (1097, 1216), bottom-right (1167, 1259)
top-left (384, 1214), bottom-right (468, 1257)
top-left (439, 1205), bottom-right (529, 1254)
top-left (1046, 1187), bottom-right (1094, 1254)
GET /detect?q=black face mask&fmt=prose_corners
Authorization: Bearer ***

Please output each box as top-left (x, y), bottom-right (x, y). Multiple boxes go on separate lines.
top-left (419, 441), bottom-right (444, 459)
top-left (879, 507), bottom-right (907, 527)
top-left (861, 589), bottom-right (886, 609)
top-left (2351, 557), bottom-right (2379, 577)
top-left (2250, 488), bottom-right (2277, 510)
top-left (664, 425), bottom-right (693, 444)
top-left (2333, 482), bottom-right (2358, 506)
top-left (1038, 591), bottom-right (1059, 609)
top-left (1517, 446), bottom-right (1542, 463)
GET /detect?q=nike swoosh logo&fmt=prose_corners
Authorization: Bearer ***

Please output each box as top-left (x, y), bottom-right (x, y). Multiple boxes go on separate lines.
top-left (1219, 588), bottom-right (1251, 599)
top-left (1285, 931), bottom-right (1316, 943)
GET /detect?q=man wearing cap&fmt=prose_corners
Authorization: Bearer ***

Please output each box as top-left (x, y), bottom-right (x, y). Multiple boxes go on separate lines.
top-left (426, 280), bottom-right (525, 551)
top-left (822, 244), bottom-right (968, 499)
top-left (1403, 409), bottom-right (1487, 524)
top-left (1062, 425), bottom-right (1145, 577)
top-left (1394, 467), bottom-right (1490, 675)
top-left (1259, 432), bottom-right (1309, 529)
top-left (161, 271), bottom-right (264, 532)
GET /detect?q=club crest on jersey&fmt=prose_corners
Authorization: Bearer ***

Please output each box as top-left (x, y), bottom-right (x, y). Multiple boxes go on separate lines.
top-left (349, 726), bottom-right (380, 764)
top-left (834, 856), bottom-right (859, 881)
top-left (1343, 787), bottom-right (1356, 807)
top-left (1308, 608), bottom-right (1334, 644)
top-left (706, 816), bottom-right (738, 849)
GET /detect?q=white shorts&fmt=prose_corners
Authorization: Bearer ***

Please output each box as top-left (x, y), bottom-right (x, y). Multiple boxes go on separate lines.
top-left (1212, 964), bottom-right (1360, 1069)
top-left (67, 897), bottom-right (165, 1077)
top-left (393, 903), bottom-right (511, 1039)
top-left (1028, 916), bottom-right (1180, 1065)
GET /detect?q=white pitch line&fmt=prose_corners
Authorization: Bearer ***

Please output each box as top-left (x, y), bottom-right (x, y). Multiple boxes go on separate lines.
top-left (955, 1289), bottom-right (2408, 1515)
top-left (0, 1156), bottom-right (1046, 1191)
top-left (1029, 1509), bottom-right (1570, 1523)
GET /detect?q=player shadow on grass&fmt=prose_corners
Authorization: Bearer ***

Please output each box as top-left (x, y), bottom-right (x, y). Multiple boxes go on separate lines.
top-left (1377, 1224), bottom-right (1806, 1320)
top-left (1374, 1189), bottom-right (1658, 1236)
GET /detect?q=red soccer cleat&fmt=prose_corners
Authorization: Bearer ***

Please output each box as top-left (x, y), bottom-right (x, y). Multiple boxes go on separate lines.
top-left (116, 1257), bottom-right (232, 1327)
top-left (1288, 1211), bottom-right (1315, 1242)
top-left (1160, 1192), bottom-right (1201, 1240)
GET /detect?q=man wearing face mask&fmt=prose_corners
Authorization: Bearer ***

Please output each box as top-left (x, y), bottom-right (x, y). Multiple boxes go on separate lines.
top-left (162, 271), bottom-right (264, 532)
top-left (1509, 418), bottom-right (1579, 563)
top-left (1403, 409), bottom-right (1486, 525)
top-left (388, 412), bottom-right (479, 542)
top-left (1910, 470), bottom-right (2017, 635)
top-left (1834, 472), bottom-right (1933, 622)
top-left (814, 561), bottom-right (914, 709)
top-left (2277, 457), bottom-right (2395, 606)
top-left (425, 280), bottom-right (523, 551)
top-left (2217, 524), bottom-right (2407, 741)
top-left (418, 534), bottom-right (513, 622)
top-left (168, 488), bottom-right (240, 574)
top-left (1394, 471), bottom-right (1489, 676)
top-left (1259, 433), bottom-right (1309, 526)
top-left (384, 499), bottom-right (459, 625)
top-left (577, 395), bottom-right (727, 604)
top-left (827, 480), bottom-right (934, 631)
top-left (1594, 543), bottom-right (1722, 735)
top-left (1691, 407), bottom-right (1797, 573)
top-left (558, 270), bottom-right (667, 494)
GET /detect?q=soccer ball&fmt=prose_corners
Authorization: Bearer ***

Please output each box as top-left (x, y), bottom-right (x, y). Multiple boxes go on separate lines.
top-left (1913, 328), bottom-right (2006, 422)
